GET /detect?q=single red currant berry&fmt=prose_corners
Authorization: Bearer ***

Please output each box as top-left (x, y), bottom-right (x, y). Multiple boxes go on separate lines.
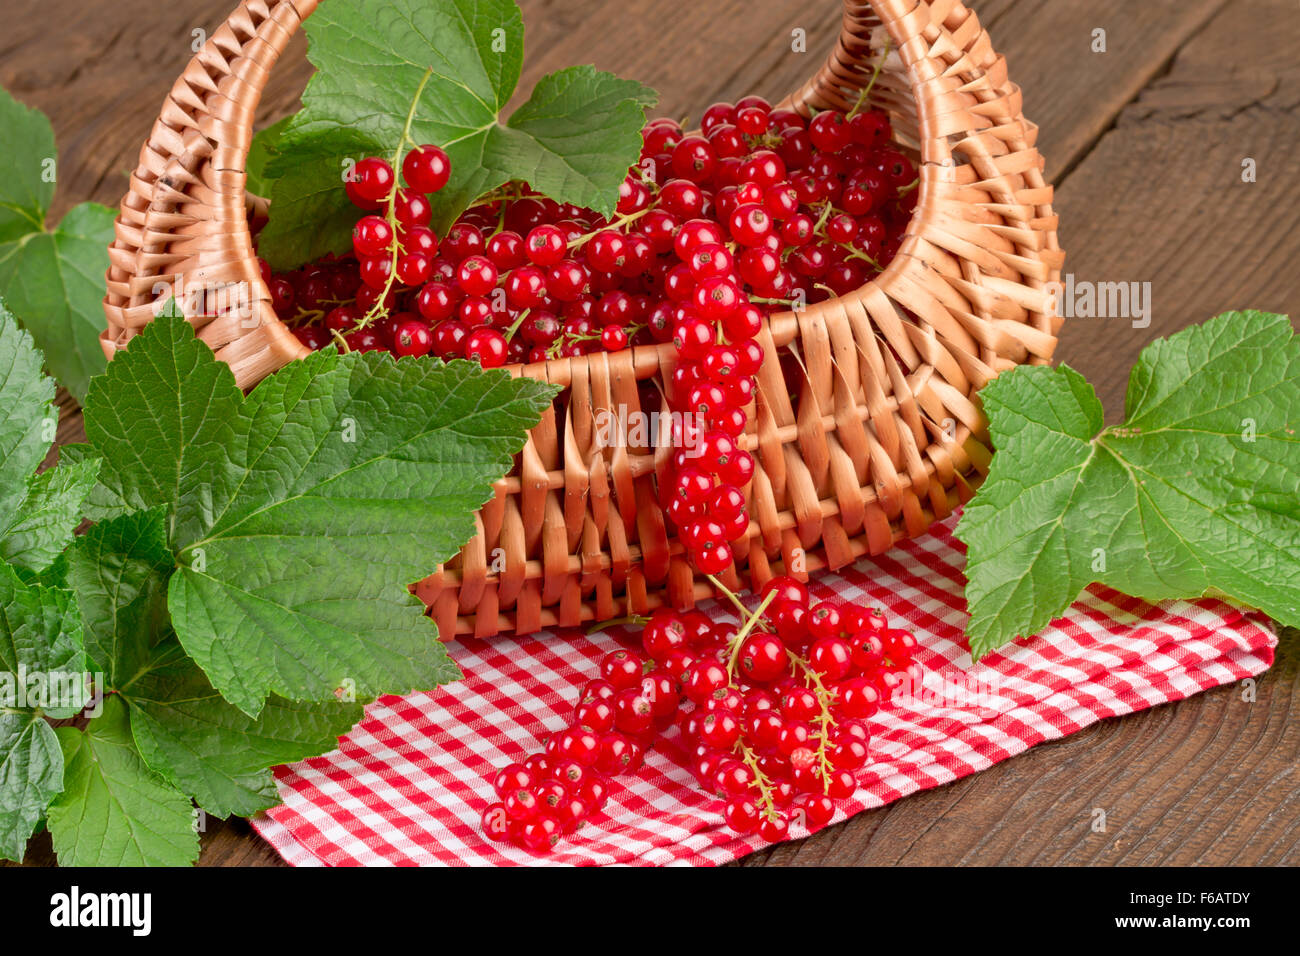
top-left (482, 802), bottom-right (510, 841)
top-left (698, 709), bottom-right (741, 749)
top-left (670, 135), bottom-right (718, 183)
top-left (557, 726), bottom-right (601, 766)
top-left (809, 635), bottom-right (854, 682)
top-left (725, 796), bottom-right (761, 834)
top-left (758, 812), bottom-right (790, 842)
top-left (683, 660), bottom-right (729, 705)
top-left (798, 794), bottom-right (836, 829)
top-left (519, 757), bottom-right (550, 786)
top-left (692, 541), bottom-right (734, 574)
top-left (464, 327), bottom-right (508, 368)
top-left (402, 144), bottom-right (451, 193)
top-left (745, 711), bottom-right (785, 751)
top-left (503, 787), bottom-right (540, 821)
top-left (549, 759), bottom-right (588, 789)
top-left (292, 325), bottom-right (328, 350)
top-left (493, 763), bottom-right (533, 798)
top-left (737, 633), bottom-right (789, 683)
top-left (353, 215), bottom-right (395, 258)
top-left (596, 732), bottom-right (645, 776)
top-left (358, 254), bottom-right (393, 290)
top-left (775, 720), bottom-right (812, 757)
top-left (613, 688), bottom-right (654, 735)
top-left (601, 324), bottom-right (628, 351)
top-left (641, 608), bottom-right (687, 661)
top-left (835, 676), bottom-right (881, 719)
top-left (391, 319), bottom-right (433, 358)
top-left (830, 736), bottom-right (869, 770)
top-left (574, 697), bottom-right (616, 734)
top-left (577, 776), bottom-right (609, 813)
top-left (761, 575), bottom-right (810, 609)
top-left (600, 649), bottom-right (645, 690)
top-left (351, 157), bottom-right (396, 203)
top-left (393, 188), bottom-right (432, 228)
top-left (523, 224), bottom-right (566, 266)
top-left (780, 687), bottom-right (820, 722)
top-left (728, 203), bottom-right (774, 246)
top-left (520, 815), bottom-right (560, 852)
top-left (456, 255), bottom-right (498, 296)
top-left (827, 768), bottom-right (856, 799)
top-left (715, 760), bottom-right (755, 796)
top-left (343, 328), bottom-right (384, 353)
top-left (849, 631), bottom-right (885, 673)
top-left (807, 601), bottom-right (844, 640)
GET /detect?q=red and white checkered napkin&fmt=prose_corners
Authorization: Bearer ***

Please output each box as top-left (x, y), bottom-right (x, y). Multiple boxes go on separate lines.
top-left (252, 517), bottom-right (1277, 866)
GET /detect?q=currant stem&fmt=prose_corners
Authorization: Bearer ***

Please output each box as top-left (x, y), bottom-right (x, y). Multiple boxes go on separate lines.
top-left (734, 738), bottom-right (781, 822)
top-left (845, 37), bottom-right (891, 121)
top-left (360, 67), bottom-right (435, 330)
top-left (725, 589), bottom-right (778, 676)
top-left (585, 614), bottom-right (651, 634)
top-left (566, 207), bottom-right (652, 250)
top-left (787, 651), bottom-right (839, 793)
top-left (502, 307), bottom-right (532, 343)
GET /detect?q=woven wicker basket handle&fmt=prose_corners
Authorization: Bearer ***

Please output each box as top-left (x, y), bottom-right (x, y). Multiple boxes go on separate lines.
top-left (101, 0), bottom-right (935, 389)
top-left (102, 0), bottom-right (319, 387)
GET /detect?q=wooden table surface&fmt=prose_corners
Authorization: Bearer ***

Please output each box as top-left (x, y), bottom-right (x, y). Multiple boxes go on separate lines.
top-left (3, 0), bottom-right (1296, 866)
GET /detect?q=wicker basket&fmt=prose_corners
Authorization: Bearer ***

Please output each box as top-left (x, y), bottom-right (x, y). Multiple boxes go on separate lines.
top-left (102, 0), bottom-right (1064, 639)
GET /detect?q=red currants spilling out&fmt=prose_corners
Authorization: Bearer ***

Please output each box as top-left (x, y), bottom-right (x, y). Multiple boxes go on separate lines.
top-left (481, 577), bottom-right (923, 853)
top-left (257, 95), bottom-right (915, 580)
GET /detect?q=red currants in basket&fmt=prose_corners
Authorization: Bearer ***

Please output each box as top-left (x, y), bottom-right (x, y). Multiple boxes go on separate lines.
top-left (258, 91), bottom-right (916, 578)
top-left (480, 575), bottom-right (923, 853)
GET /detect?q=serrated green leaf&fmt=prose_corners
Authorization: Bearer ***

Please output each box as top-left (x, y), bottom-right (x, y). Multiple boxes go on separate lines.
top-left (0, 88), bottom-right (55, 243)
top-left (121, 637), bottom-right (362, 819)
top-left (84, 312), bottom-right (556, 716)
top-left (0, 301), bottom-right (93, 573)
top-left (957, 311), bottom-right (1300, 658)
top-left (12, 551), bottom-right (70, 589)
top-left (0, 300), bottom-right (55, 524)
top-left (47, 695), bottom-right (198, 867)
top-left (0, 457), bottom-right (98, 572)
top-left (257, 0), bottom-right (655, 268)
top-left (56, 443), bottom-right (129, 523)
top-left (0, 561), bottom-right (88, 719)
top-left (0, 87), bottom-right (115, 401)
top-left (81, 304), bottom-right (240, 538)
top-left (68, 507), bottom-right (173, 688)
top-left (0, 711), bottom-right (62, 861)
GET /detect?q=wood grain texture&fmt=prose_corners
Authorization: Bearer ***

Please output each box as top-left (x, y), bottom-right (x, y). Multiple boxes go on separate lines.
top-left (1, 0), bottom-right (1295, 867)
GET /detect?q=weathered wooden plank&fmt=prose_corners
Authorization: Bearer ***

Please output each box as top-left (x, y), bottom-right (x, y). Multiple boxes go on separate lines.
top-left (2, 0), bottom-right (1295, 869)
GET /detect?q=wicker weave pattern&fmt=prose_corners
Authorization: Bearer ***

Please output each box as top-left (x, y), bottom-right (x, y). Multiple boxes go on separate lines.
top-left (102, 0), bottom-right (1063, 639)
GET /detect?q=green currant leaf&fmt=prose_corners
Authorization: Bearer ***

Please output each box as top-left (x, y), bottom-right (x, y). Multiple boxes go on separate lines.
top-left (0, 560), bottom-right (89, 719)
top-left (0, 711), bottom-right (63, 862)
top-left (120, 637), bottom-right (362, 819)
top-left (257, 0), bottom-right (656, 268)
top-left (0, 299), bottom-right (56, 524)
top-left (53, 443), bottom-right (131, 524)
top-left (0, 458), bottom-right (99, 573)
top-left (47, 696), bottom-right (199, 867)
top-left (0, 301), bottom-right (98, 574)
top-left (83, 311), bottom-right (557, 716)
top-left (957, 311), bottom-right (1300, 659)
top-left (0, 87), bottom-right (115, 402)
top-left (67, 507), bottom-right (174, 689)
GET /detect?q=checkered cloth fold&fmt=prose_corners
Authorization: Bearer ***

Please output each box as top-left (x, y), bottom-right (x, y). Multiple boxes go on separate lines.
top-left (252, 517), bottom-right (1276, 866)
